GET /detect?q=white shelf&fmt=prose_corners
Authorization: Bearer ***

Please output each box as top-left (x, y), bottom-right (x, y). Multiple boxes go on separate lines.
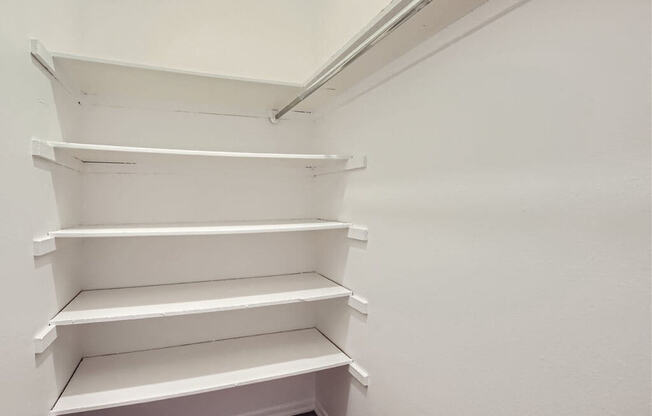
top-left (49, 219), bottom-right (351, 238)
top-left (32, 139), bottom-right (352, 167)
top-left (51, 328), bottom-right (351, 415)
top-left (51, 273), bottom-right (350, 325)
top-left (31, 40), bottom-right (307, 117)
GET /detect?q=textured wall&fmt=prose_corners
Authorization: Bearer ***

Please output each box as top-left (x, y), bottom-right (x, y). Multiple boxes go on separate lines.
top-left (313, 0), bottom-right (651, 414)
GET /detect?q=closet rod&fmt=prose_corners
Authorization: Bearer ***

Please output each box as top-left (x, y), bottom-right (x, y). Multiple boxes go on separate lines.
top-left (269, 0), bottom-right (432, 123)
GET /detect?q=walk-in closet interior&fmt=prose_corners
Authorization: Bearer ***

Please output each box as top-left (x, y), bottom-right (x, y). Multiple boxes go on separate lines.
top-left (1, 0), bottom-right (650, 415)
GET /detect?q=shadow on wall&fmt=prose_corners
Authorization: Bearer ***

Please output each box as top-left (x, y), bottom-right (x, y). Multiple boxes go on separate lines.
top-left (315, 366), bottom-right (361, 416)
top-left (76, 302), bottom-right (318, 357)
top-left (74, 373), bottom-right (316, 416)
top-left (32, 238), bottom-right (82, 317)
top-left (34, 326), bottom-right (82, 410)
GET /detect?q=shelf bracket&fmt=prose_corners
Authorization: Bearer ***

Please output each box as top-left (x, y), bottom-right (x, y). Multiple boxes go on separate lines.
top-left (33, 235), bottom-right (56, 257)
top-left (348, 361), bottom-right (369, 387)
top-left (34, 325), bottom-right (57, 354)
top-left (32, 138), bottom-right (82, 171)
top-left (32, 138), bottom-right (56, 162)
top-left (347, 225), bottom-right (368, 241)
top-left (348, 294), bottom-right (368, 315)
top-left (30, 38), bottom-right (57, 79)
top-left (312, 155), bottom-right (367, 177)
top-left (30, 39), bottom-right (81, 103)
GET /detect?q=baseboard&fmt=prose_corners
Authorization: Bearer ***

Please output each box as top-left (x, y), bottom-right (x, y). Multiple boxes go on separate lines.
top-left (314, 400), bottom-right (330, 416)
top-left (235, 398), bottom-right (315, 416)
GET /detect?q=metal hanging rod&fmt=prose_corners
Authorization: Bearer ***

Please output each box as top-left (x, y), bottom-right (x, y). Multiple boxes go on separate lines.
top-left (269, 0), bottom-right (433, 123)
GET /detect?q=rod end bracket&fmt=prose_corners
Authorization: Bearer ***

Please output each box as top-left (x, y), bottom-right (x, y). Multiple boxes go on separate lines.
top-left (268, 110), bottom-right (280, 124)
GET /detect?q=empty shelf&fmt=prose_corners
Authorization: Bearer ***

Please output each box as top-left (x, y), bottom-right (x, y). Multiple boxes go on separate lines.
top-left (31, 40), bottom-right (306, 118)
top-left (51, 328), bottom-right (351, 415)
top-left (51, 273), bottom-right (351, 325)
top-left (32, 139), bottom-right (352, 165)
top-left (49, 219), bottom-right (351, 238)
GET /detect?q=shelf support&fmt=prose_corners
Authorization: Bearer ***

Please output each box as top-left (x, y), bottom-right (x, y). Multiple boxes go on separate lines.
top-left (32, 139), bottom-right (82, 171)
top-left (33, 236), bottom-right (56, 257)
top-left (348, 294), bottom-right (368, 315)
top-left (347, 225), bottom-right (368, 241)
top-left (32, 138), bottom-right (55, 162)
top-left (30, 39), bottom-right (81, 102)
top-left (30, 38), bottom-right (56, 78)
top-left (34, 325), bottom-right (57, 354)
top-left (313, 155), bottom-right (366, 177)
top-left (348, 362), bottom-right (369, 387)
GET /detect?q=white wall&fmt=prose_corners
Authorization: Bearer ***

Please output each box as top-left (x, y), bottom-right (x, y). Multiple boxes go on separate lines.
top-left (49, 0), bottom-right (391, 84)
top-left (74, 374), bottom-right (317, 416)
top-left (313, 0), bottom-right (651, 415)
top-left (0, 1), bottom-right (83, 416)
top-left (311, 0), bottom-right (391, 78)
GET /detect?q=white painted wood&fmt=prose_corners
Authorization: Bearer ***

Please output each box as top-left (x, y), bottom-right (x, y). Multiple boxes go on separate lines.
top-left (345, 155), bottom-right (367, 171)
top-left (31, 137), bottom-right (55, 162)
top-left (312, 155), bottom-right (367, 176)
top-left (30, 39), bottom-right (83, 102)
top-left (32, 139), bottom-right (352, 166)
top-left (32, 236), bottom-right (56, 257)
top-left (51, 273), bottom-right (351, 325)
top-left (31, 138), bottom-right (83, 171)
top-left (33, 40), bottom-right (308, 118)
top-left (30, 39), bottom-right (55, 76)
top-left (348, 362), bottom-right (369, 387)
top-left (347, 225), bottom-right (368, 241)
top-left (50, 328), bottom-right (351, 415)
top-left (49, 220), bottom-right (351, 238)
top-left (34, 325), bottom-right (57, 354)
top-left (347, 294), bottom-right (369, 315)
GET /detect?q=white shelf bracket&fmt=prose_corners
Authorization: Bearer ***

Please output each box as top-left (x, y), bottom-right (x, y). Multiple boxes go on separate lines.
top-left (32, 138), bottom-right (82, 171)
top-left (33, 235), bottom-right (56, 257)
top-left (313, 155), bottom-right (367, 177)
top-left (30, 38), bottom-right (56, 78)
top-left (30, 39), bottom-right (81, 103)
top-left (32, 139), bottom-right (55, 163)
top-left (348, 361), bottom-right (369, 387)
top-left (34, 325), bottom-right (57, 354)
top-left (347, 225), bottom-right (368, 241)
top-left (348, 294), bottom-right (368, 315)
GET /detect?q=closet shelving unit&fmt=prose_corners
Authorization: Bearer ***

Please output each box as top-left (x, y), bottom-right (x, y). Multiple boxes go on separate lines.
top-left (31, 33), bottom-right (371, 415)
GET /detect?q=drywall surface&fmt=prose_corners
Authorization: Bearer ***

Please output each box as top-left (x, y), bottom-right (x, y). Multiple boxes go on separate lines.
top-left (73, 373), bottom-right (317, 416)
top-left (0, 1), bottom-right (84, 416)
top-left (311, 0), bottom-right (391, 79)
top-left (50, 0), bottom-right (391, 85)
top-left (313, 0), bottom-right (651, 415)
